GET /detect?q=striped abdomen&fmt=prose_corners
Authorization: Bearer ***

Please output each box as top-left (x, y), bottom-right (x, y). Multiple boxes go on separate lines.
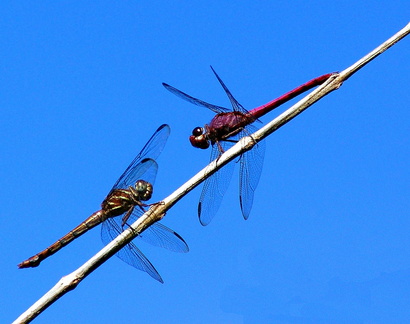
top-left (18, 210), bottom-right (107, 268)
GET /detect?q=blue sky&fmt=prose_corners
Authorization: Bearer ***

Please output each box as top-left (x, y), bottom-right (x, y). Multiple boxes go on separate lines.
top-left (2, 2), bottom-right (409, 323)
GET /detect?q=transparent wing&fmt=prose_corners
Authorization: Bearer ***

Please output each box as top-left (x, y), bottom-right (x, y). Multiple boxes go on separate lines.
top-left (101, 218), bottom-right (163, 283)
top-left (112, 124), bottom-right (170, 190)
top-left (162, 82), bottom-right (230, 114)
top-left (108, 202), bottom-right (189, 253)
top-left (113, 158), bottom-right (158, 194)
top-left (198, 140), bottom-right (237, 226)
top-left (139, 223), bottom-right (189, 253)
top-left (238, 125), bottom-right (266, 220)
top-left (121, 207), bottom-right (189, 253)
top-left (210, 66), bottom-right (250, 115)
top-left (210, 66), bottom-right (263, 124)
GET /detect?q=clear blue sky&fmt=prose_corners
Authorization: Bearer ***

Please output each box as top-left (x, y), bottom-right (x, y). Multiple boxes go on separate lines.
top-left (2, 2), bottom-right (409, 323)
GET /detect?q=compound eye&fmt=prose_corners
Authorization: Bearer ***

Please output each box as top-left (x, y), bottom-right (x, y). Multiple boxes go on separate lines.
top-left (192, 127), bottom-right (203, 136)
top-left (135, 180), bottom-right (153, 201)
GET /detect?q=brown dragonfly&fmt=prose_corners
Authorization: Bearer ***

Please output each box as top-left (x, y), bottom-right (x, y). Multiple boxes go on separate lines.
top-left (18, 124), bottom-right (188, 283)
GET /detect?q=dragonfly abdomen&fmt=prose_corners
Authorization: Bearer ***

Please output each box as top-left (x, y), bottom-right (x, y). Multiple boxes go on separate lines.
top-left (18, 210), bottom-right (105, 268)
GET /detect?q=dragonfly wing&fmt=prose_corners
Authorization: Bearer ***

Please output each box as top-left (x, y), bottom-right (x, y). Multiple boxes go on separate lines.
top-left (198, 141), bottom-right (236, 226)
top-left (101, 218), bottom-right (163, 283)
top-left (114, 158), bottom-right (158, 192)
top-left (210, 66), bottom-right (250, 115)
top-left (162, 82), bottom-right (230, 114)
top-left (112, 124), bottom-right (169, 190)
top-left (139, 223), bottom-right (189, 253)
top-left (239, 125), bottom-right (266, 220)
top-left (122, 205), bottom-right (189, 253)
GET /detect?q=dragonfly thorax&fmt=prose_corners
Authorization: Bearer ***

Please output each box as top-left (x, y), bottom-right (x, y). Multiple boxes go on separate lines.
top-left (102, 180), bottom-right (152, 217)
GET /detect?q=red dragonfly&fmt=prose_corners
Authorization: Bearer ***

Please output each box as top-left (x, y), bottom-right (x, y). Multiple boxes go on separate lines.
top-left (18, 124), bottom-right (188, 283)
top-left (163, 68), bottom-right (334, 226)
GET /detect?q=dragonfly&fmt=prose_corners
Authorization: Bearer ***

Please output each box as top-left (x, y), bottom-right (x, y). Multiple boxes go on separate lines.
top-left (163, 67), bottom-right (334, 226)
top-left (18, 124), bottom-right (188, 283)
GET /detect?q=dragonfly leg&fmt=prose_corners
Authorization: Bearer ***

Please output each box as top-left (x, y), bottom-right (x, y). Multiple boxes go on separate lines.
top-left (216, 140), bottom-right (225, 154)
top-left (122, 202), bottom-right (164, 229)
top-left (121, 206), bottom-right (135, 228)
top-left (144, 201), bottom-right (165, 207)
top-left (228, 126), bottom-right (258, 146)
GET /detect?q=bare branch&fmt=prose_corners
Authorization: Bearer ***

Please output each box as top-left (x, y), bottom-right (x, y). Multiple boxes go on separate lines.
top-left (13, 22), bottom-right (410, 324)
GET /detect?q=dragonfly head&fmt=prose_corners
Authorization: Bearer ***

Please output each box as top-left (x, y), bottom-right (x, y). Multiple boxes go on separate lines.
top-left (134, 180), bottom-right (153, 201)
top-left (190, 127), bottom-right (210, 149)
